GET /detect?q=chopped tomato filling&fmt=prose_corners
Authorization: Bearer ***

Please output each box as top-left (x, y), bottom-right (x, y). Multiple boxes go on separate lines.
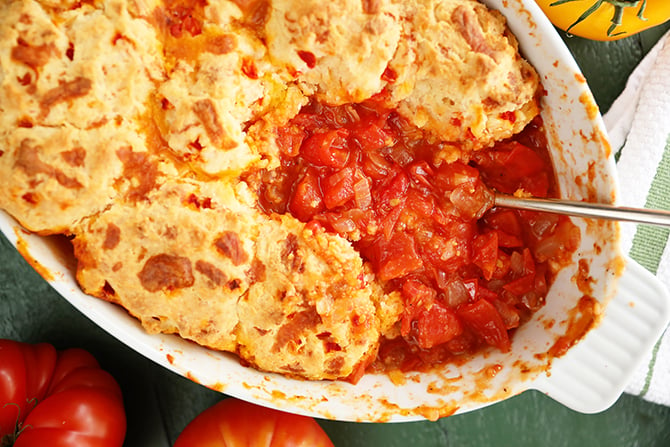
top-left (261, 99), bottom-right (579, 371)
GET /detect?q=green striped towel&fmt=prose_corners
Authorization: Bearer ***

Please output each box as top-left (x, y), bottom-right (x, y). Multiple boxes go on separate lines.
top-left (603, 31), bottom-right (670, 405)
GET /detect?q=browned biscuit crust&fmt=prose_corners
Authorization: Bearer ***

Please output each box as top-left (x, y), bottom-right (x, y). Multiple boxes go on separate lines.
top-left (72, 179), bottom-right (386, 379)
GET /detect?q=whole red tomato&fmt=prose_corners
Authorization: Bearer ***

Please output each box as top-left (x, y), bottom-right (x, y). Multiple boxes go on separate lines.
top-left (174, 398), bottom-right (334, 447)
top-left (0, 339), bottom-right (126, 447)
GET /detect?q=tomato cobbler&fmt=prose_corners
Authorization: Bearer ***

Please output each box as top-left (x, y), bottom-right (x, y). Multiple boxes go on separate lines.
top-left (0, 0), bottom-right (578, 381)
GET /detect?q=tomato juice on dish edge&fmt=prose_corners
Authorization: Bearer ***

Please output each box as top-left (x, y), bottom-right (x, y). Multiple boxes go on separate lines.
top-left (259, 98), bottom-right (580, 373)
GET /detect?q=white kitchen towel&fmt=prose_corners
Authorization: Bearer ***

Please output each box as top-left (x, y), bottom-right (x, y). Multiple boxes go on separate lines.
top-left (602, 30), bottom-right (670, 406)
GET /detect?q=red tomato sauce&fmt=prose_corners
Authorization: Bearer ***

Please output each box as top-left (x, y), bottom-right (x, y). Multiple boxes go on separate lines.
top-left (260, 99), bottom-right (580, 372)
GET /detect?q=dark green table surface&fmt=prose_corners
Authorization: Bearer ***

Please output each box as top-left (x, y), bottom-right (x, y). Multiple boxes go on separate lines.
top-left (2, 21), bottom-right (670, 447)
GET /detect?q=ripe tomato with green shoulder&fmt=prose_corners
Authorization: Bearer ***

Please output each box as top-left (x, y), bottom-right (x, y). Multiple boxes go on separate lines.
top-left (0, 339), bottom-right (126, 447)
top-left (174, 398), bottom-right (334, 447)
top-left (535, 0), bottom-right (670, 40)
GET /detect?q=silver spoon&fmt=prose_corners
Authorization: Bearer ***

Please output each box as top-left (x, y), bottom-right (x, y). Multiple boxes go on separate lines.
top-left (494, 194), bottom-right (670, 228)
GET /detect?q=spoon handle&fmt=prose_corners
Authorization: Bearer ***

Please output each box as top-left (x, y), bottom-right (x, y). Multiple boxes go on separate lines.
top-left (494, 194), bottom-right (670, 228)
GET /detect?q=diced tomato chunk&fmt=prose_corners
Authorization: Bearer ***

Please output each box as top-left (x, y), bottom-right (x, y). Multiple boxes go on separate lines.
top-left (361, 152), bottom-right (396, 180)
top-left (378, 202), bottom-right (403, 241)
top-left (300, 129), bottom-right (350, 169)
top-left (490, 299), bottom-right (520, 330)
top-left (503, 273), bottom-right (536, 297)
top-left (401, 280), bottom-right (463, 349)
top-left (444, 331), bottom-right (478, 356)
top-left (351, 122), bottom-right (393, 151)
top-left (457, 299), bottom-right (511, 352)
top-left (434, 161), bottom-right (480, 191)
top-left (377, 172), bottom-right (409, 213)
top-left (400, 279), bottom-right (436, 337)
top-left (288, 168), bottom-right (324, 221)
top-left (373, 232), bottom-right (423, 281)
top-left (473, 142), bottom-right (551, 196)
top-left (522, 247), bottom-right (536, 276)
top-left (479, 286), bottom-right (498, 302)
top-left (472, 231), bottom-right (498, 280)
top-left (419, 231), bottom-right (470, 274)
top-left (405, 188), bottom-right (435, 219)
top-left (484, 209), bottom-right (522, 237)
top-left (323, 166), bottom-right (355, 209)
top-left (415, 301), bottom-right (464, 349)
top-left (462, 278), bottom-right (478, 300)
top-left (406, 161), bottom-right (435, 189)
top-left (502, 142), bottom-right (547, 178)
top-left (276, 125), bottom-right (306, 157)
top-left (521, 172), bottom-right (550, 198)
top-left (462, 278), bottom-right (497, 302)
top-left (510, 248), bottom-right (536, 277)
top-left (494, 229), bottom-right (523, 248)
